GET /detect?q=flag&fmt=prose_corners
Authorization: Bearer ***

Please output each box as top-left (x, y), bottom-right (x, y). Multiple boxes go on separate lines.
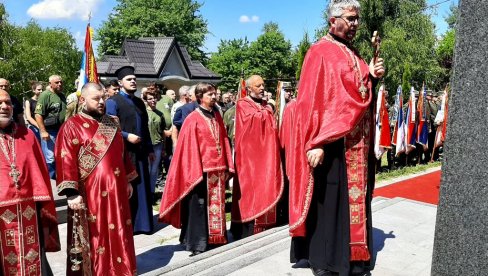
top-left (232, 78), bottom-right (247, 143)
top-left (434, 87), bottom-right (449, 148)
top-left (416, 83), bottom-right (429, 150)
top-left (405, 87), bottom-right (417, 153)
top-left (274, 81), bottom-right (287, 130)
top-left (77, 24), bottom-right (99, 93)
top-left (374, 85), bottom-right (392, 159)
top-left (392, 86), bottom-right (406, 156)
top-left (237, 78), bottom-right (246, 100)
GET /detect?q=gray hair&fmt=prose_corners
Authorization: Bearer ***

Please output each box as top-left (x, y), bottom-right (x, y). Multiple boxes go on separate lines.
top-left (245, 75), bottom-right (261, 88)
top-left (188, 85), bottom-right (196, 97)
top-left (178, 85), bottom-right (190, 97)
top-left (328, 0), bottom-right (361, 19)
top-left (48, 75), bottom-right (62, 82)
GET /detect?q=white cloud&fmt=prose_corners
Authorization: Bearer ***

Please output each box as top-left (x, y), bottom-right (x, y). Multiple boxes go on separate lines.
top-left (27, 0), bottom-right (103, 20)
top-left (239, 15), bottom-right (259, 23)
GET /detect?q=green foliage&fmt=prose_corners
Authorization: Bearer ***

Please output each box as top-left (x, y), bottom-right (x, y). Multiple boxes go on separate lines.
top-left (96, 0), bottom-right (208, 62)
top-left (208, 22), bottom-right (295, 92)
top-left (207, 38), bottom-right (250, 91)
top-left (314, 1), bottom-right (446, 94)
top-left (0, 6), bottom-right (80, 96)
top-left (436, 29), bottom-right (455, 85)
top-left (445, 3), bottom-right (459, 29)
top-left (294, 31), bottom-right (312, 80)
top-left (247, 22), bottom-right (295, 91)
top-left (402, 63), bottom-right (412, 96)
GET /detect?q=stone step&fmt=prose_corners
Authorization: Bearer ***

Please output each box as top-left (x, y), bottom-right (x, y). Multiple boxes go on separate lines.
top-left (142, 225), bottom-right (289, 276)
top-left (142, 197), bottom-right (436, 275)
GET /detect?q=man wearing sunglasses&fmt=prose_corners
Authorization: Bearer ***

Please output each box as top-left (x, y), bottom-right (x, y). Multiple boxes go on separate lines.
top-left (286, 1), bottom-right (385, 275)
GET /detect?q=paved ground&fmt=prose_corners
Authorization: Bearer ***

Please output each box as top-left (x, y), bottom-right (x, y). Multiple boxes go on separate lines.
top-left (47, 168), bottom-right (440, 275)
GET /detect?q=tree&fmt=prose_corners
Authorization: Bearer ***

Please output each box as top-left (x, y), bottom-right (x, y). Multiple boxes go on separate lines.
top-left (247, 22), bottom-right (295, 91)
top-left (96, 0), bottom-right (208, 62)
top-left (435, 3), bottom-right (457, 86)
top-left (314, 1), bottom-right (443, 93)
top-left (294, 31), bottom-right (312, 80)
top-left (445, 3), bottom-right (459, 29)
top-left (0, 5), bottom-right (80, 96)
top-left (207, 38), bottom-right (251, 91)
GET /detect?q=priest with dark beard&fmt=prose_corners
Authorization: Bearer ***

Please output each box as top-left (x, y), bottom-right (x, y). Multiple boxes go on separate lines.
top-left (56, 83), bottom-right (137, 275)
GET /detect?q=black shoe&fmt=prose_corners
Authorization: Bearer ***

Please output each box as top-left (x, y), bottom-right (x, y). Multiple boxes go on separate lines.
top-left (310, 267), bottom-right (335, 276)
top-left (291, 259), bottom-right (310, 268)
top-left (189, 250), bottom-right (203, 257)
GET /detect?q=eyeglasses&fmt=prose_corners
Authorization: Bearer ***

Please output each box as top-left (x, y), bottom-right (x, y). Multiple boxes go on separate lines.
top-left (335, 15), bottom-right (360, 24)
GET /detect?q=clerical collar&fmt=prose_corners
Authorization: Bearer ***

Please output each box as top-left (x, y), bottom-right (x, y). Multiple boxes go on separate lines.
top-left (328, 32), bottom-right (351, 47)
top-left (81, 109), bottom-right (103, 121)
top-left (199, 106), bottom-right (215, 118)
top-left (250, 96), bottom-right (263, 104)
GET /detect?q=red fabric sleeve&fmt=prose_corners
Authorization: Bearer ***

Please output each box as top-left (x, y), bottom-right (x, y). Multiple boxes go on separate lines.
top-left (288, 39), bottom-right (373, 237)
top-left (232, 97), bottom-right (283, 222)
top-left (55, 119), bottom-right (82, 195)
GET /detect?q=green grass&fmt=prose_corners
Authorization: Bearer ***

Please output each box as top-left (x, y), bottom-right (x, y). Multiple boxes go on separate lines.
top-left (376, 161), bottom-right (442, 182)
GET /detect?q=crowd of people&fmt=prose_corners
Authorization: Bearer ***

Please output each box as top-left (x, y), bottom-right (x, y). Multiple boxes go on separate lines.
top-left (0, 1), bottom-right (449, 276)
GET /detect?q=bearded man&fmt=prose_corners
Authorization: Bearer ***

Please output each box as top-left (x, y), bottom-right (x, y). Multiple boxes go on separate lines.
top-left (56, 83), bottom-right (137, 275)
top-left (286, 1), bottom-right (385, 275)
top-left (0, 89), bottom-right (60, 276)
top-left (231, 75), bottom-right (283, 239)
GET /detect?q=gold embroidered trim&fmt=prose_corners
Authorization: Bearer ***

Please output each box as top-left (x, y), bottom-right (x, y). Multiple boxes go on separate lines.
top-left (0, 196), bottom-right (51, 208)
top-left (72, 138), bottom-right (79, 145)
top-left (57, 181), bottom-right (78, 194)
top-left (5, 251), bottom-right (18, 265)
top-left (22, 206), bottom-right (36, 220)
top-left (24, 249), bottom-right (39, 263)
top-left (0, 209), bottom-right (17, 224)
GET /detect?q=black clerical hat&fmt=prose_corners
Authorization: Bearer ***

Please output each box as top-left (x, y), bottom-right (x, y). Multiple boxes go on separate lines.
top-left (115, 65), bottom-right (135, 80)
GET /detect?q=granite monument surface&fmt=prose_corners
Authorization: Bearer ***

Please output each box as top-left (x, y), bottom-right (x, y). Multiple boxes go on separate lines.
top-left (431, 0), bottom-right (488, 275)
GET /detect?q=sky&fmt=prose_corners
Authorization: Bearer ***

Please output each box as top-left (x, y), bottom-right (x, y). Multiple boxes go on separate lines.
top-left (1, 0), bottom-right (458, 55)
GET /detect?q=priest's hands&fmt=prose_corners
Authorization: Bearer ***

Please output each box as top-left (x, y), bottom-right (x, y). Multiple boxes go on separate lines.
top-left (67, 195), bottom-right (84, 210)
top-left (369, 57), bottom-right (385, 79)
top-left (127, 184), bottom-right (133, 199)
top-left (127, 133), bottom-right (141, 144)
top-left (307, 148), bottom-right (324, 168)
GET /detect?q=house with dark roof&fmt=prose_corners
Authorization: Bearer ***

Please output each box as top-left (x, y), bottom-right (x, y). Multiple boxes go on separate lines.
top-left (97, 37), bottom-right (220, 92)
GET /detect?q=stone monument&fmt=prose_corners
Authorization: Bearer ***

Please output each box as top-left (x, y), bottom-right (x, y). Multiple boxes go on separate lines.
top-left (431, 0), bottom-right (488, 274)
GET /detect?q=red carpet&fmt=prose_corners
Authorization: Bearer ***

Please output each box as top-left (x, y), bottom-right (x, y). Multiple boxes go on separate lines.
top-left (374, 170), bottom-right (441, 205)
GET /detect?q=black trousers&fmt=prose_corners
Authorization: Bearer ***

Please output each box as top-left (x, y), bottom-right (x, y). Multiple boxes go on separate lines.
top-left (290, 139), bottom-right (374, 275)
top-left (179, 176), bottom-right (209, 252)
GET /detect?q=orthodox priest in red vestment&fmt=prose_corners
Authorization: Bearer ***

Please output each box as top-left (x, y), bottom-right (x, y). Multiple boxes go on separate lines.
top-left (55, 83), bottom-right (137, 276)
top-left (231, 75), bottom-right (284, 239)
top-left (159, 83), bottom-right (234, 256)
top-left (286, 2), bottom-right (385, 275)
top-left (0, 90), bottom-right (60, 276)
